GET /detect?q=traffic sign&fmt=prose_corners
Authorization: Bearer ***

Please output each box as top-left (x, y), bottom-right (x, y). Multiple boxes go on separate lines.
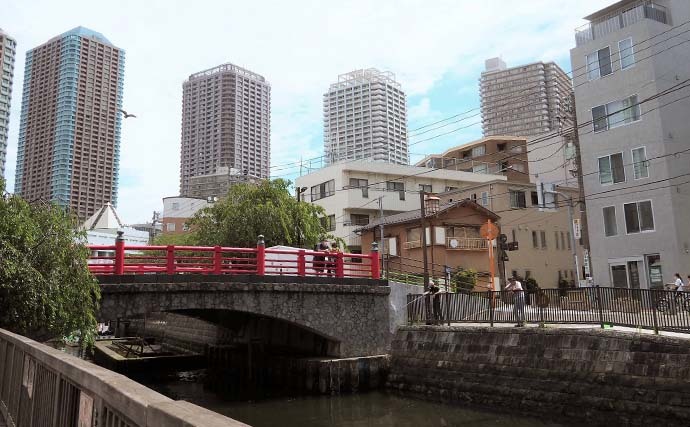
top-left (480, 222), bottom-right (499, 240)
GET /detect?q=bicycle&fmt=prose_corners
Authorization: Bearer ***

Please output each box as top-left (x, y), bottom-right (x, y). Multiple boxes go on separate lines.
top-left (655, 290), bottom-right (690, 313)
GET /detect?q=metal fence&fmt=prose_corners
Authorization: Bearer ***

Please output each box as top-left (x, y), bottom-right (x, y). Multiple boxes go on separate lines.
top-left (407, 287), bottom-right (690, 334)
top-left (0, 329), bottom-right (245, 427)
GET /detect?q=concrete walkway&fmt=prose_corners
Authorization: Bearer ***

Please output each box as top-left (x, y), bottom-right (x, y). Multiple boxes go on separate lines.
top-left (448, 321), bottom-right (690, 339)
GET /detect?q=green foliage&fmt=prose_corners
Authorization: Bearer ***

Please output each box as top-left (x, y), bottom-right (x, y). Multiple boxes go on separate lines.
top-left (524, 277), bottom-right (539, 292)
top-left (153, 231), bottom-right (196, 246)
top-left (452, 268), bottom-right (478, 292)
top-left (0, 179), bottom-right (100, 348)
top-left (190, 179), bottom-right (328, 248)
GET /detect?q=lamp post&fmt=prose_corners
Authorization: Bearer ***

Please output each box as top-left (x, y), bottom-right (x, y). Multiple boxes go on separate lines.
top-left (296, 187), bottom-right (308, 248)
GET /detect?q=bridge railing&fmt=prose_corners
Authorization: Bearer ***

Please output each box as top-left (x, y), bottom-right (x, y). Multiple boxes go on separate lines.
top-left (86, 234), bottom-right (381, 279)
top-left (0, 328), bottom-right (247, 427)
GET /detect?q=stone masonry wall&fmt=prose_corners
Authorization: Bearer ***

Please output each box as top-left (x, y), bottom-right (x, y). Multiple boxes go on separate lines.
top-left (388, 326), bottom-right (690, 426)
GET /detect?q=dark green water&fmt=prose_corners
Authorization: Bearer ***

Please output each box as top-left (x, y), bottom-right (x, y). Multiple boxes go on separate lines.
top-left (139, 373), bottom-right (565, 427)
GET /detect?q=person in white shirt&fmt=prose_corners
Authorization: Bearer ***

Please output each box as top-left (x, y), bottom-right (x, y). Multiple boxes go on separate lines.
top-left (674, 273), bottom-right (685, 292)
top-left (505, 277), bottom-right (525, 327)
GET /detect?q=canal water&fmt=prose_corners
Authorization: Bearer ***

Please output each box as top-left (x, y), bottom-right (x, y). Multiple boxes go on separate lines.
top-left (137, 371), bottom-right (566, 427)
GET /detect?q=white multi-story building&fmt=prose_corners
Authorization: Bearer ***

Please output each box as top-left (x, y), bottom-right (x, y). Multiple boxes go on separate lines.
top-left (161, 196), bottom-right (211, 235)
top-left (295, 161), bottom-right (506, 252)
top-left (323, 69), bottom-right (408, 165)
top-left (0, 28), bottom-right (16, 178)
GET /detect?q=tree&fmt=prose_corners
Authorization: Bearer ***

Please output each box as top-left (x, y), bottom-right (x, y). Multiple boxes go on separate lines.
top-left (0, 180), bottom-right (100, 347)
top-left (452, 268), bottom-right (478, 292)
top-left (190, 179), bottom-right (328, 248)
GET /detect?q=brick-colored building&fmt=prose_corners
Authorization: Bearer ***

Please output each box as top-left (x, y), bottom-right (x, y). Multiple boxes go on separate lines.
top-left (415, 136), bottom-right (529, 183)
top-left (180, 63), bottom-right (270, 197)
top-left (359, 200), bottom-right (500, 290)
top-left (14, 27), bottom-right (125, 220)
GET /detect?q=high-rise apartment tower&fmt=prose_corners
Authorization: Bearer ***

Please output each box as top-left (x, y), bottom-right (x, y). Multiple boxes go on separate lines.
top-left (0, 28), bottom-right (17, 178)
top-left (179, 63), bottom-right (271, 197)
top-left (14, 27), bottom-right (125, 220)
top-left (323, 69), bottom-right (408, 165)
top-left (480, 58), bottom-right (574, 138)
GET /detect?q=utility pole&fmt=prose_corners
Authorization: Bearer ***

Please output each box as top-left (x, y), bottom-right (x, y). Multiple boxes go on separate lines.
top-left (539, 183), bottom-right (581, 284)
top-left (566, 195), bottom-right (581, 282)
top-left (419, 191), bottom-right (429, 292)
top-left (569, 93), bottom-right (590, 278)
top-left (378, 196), bottom-right (385, 276)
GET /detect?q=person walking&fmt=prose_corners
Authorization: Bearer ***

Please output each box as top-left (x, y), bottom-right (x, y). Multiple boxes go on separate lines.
top-left (674, 273), bottom-right (685, 292)
top-left (506, 277), bottom-right (525, 327)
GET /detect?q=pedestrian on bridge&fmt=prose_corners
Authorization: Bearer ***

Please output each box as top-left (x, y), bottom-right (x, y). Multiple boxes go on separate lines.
top-left (506, 277), bottom-right (525, 327)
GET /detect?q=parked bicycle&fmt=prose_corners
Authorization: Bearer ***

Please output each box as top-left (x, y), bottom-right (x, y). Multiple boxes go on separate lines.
top-left (656, 291), bottom-right (690, 313)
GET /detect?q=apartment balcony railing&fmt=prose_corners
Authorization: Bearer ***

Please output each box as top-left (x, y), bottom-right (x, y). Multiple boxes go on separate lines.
top-left (575, 1), bottom-right (669, 47)
top-left (446, 237), bottom-right (488, 251)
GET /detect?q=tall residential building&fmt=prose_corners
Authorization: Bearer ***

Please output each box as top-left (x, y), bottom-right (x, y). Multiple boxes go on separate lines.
top-left (15, 27), bottom-right (125, 220)
top-left (180, 63), bottom-right (270, 197)
top-left (571, 0), bottom-right (690, 288)
top-left (323, 69), bottom-right (408, 166)
top-left (480, 58), bottom-right (574, 138)
top-left (0, 28), bottom-right (17, 178)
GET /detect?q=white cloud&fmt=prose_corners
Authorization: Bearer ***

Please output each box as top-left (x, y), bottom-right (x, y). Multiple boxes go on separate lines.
top-left (2, 0), bottom-right (609, 223)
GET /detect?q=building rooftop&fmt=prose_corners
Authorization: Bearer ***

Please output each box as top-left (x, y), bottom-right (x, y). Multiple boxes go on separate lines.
top-left (329, 68), bottom-right (401, 90)
top-left (82, 203), bottom-right (123, 230)
top-left (357, 199), bottom-right (499, 232)
top-left (584, 0), bottom-right (639, 21)
top-left (42, 26), bottom-right (116, 47)
top-left (187, 62), bottom-right (267, 83)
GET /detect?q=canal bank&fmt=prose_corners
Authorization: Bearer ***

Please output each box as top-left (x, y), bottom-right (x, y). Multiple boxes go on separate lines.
top-left (388, 326), bottom-right (690, 426)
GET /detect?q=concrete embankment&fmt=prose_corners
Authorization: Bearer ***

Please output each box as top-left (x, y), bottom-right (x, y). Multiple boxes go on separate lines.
top-left (387, 326), bottom-right (690, 426)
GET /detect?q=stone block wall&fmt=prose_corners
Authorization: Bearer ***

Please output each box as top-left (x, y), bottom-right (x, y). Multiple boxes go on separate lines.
top-left (388, 326), bottom-right (690, 426)
top-left (129, 313), bottom-right (232, 353)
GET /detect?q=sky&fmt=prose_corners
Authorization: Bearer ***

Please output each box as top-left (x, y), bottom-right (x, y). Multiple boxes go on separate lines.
top-left (2, 0), bottom-right (609, 224)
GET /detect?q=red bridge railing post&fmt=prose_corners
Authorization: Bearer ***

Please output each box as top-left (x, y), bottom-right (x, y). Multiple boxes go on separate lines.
top-left (256, 235), bottom-right (266, 276)
top-left (370, 242), bottom-right (380, 280)
top-left (297, 249), bottom-right (306, 277)
top-left (213, 245), bottom-right (222, 274)
top-left (335, 252), bottom-right (344, 278)
top-left (166, 245), bottom-right (175, 274)
top-left (114, 231), bottom-right (125, 275)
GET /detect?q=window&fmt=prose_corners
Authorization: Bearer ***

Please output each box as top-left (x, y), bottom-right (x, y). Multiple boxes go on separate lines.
top-left (311, 180), bottom-right (335, 201)
top-left (632, 147), bottom-right (649, 180)
top-left (618, 38), bottom-right (635, 70)
top-left (497, 143), bottom-right (507, 152)
top-left (624, 201), bottom-right (654, 234)
top-left (480, 191), bottom-right (489, 207)
top-left (560, 231), bottom-right (566, 250)
top-left (555, 231), bottom-right (560, 250)
top-left (511, 229), bottom-right (516, 242)
top-left (350, 214), bottom-right (369, 226)
top-left (171, 202), bottom-right (180, 210)
top-left (567, 232), bottom-right (571, 249)
top-left (419, 184), bottom-right (432, 193)
top-left (532, 231), bottom-right (539, 249)
top-left (472, 164), bottom-right (488, 174)
top-left (598, 153), bottom-right (625, 184)
top-left (530, 191), bottom-right (539, 206)
top-left (525, 270), bottom-right (532, 279)
top-left (592, 95), bottom-right (640, 132)
top-left (445, 186), bottom-right (458, 192)
top-left (509, 190), bottom-right (526, 209)
top-left (320, 214), bottom-right (336, 232)
top-left (586, 46), bottom-right (612, 80)
top-left (471, 145), bottom-right (485, 157)
top-left (349, 178), bottom-right (368, 188)
top-left (387, 181), bottom-right (405, 200)
top-left (603, 206), bottom-right (617, 237)
top-left (540, 231), bottom-right (547, 249)
top-left (166, 222), bottom-right (175, 232)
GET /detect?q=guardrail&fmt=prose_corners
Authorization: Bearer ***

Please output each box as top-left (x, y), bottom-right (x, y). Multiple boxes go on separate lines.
top-left (87, 233), bottom-right (380, 279)
top-left (0, 328), bottom-right (246, 427)
top-left (407, 287), bottom-right (690, 334)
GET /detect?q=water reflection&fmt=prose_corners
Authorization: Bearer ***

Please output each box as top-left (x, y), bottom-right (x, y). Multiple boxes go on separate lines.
top-left (139, 373), bottom-right (565, 427)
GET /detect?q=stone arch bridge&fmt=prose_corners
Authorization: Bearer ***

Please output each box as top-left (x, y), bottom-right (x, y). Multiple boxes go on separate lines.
top-left (98, 275), bottom-right (391, 358)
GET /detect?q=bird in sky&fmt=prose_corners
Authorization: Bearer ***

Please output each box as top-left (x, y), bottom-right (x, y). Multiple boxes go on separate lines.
top-left (118, 109), bottom-right (137, 118)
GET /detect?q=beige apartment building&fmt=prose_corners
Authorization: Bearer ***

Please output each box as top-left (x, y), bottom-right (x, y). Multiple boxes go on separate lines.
top-left (440, 181), bottom-right (584, 289)
top-left (480, 58), bottom-right (574, 139)
top-left (187, 166), bottom-right (261, 199)
top-left (294, 161), bottom-right (508, 253)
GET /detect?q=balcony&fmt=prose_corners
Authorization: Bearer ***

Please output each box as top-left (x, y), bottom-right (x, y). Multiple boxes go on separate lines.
top-left (575, 1), bottom-right (669, 47)
top-left (446, 237), bottom-right (488, 251)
